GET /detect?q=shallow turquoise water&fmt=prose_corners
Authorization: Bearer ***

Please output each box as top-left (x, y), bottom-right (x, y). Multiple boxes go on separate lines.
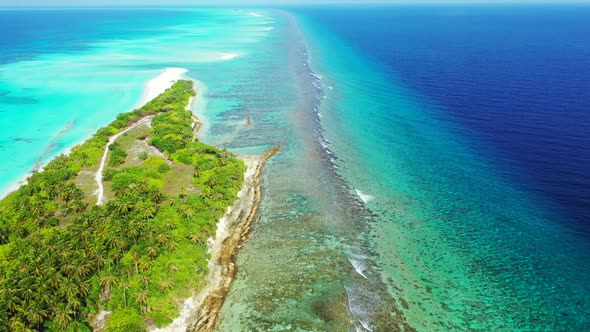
top-left (215, 11), bottom-right (411, 331)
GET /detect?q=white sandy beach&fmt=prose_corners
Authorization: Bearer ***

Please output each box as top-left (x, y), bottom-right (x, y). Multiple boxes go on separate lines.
top-left (139, 68), bottom-right (188, 107)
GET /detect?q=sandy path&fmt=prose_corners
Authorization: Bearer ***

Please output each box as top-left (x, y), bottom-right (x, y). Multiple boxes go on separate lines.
top-left (94, 68), bottom-right (188, 206)
top-left (94, 116), bottom-right (152, 205)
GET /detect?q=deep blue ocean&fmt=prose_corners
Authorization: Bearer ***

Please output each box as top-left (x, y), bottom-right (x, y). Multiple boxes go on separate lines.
top-left (299, 3), bottom-right (590, 236)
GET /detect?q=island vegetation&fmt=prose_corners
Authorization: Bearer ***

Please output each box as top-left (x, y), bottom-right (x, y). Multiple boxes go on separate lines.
top-left (0, 80), bottom-right (245, 331)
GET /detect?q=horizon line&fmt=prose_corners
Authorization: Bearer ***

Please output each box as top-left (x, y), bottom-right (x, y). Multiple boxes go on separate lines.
top-left (2, 0), bottom-right (590, 9)
top-left (2, 5), bottom-right (590, 9)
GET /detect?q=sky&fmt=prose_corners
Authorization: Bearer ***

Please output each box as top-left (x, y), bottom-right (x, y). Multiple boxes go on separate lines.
top-left (1, 0), bottom-right (589, 6)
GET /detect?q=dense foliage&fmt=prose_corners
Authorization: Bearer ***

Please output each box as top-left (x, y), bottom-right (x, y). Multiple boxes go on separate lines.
top-left (107, 142), bottom-right (128, 167)
top-left (0, 80), bottom-right (245, 331)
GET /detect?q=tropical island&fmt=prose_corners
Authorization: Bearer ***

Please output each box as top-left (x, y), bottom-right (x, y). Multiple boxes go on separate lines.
top-left (0, 74), bottom-right (267, 331)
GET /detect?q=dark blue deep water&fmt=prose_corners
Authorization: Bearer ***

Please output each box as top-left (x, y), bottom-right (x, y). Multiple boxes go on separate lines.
top-left (300, 4), bottom-right (590, 234)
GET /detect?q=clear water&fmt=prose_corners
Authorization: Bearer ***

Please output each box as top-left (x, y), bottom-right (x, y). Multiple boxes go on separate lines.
top-left (1, 5), bottom-right (589, 331)
top-left (217, 6), bottom-right (590, 331)
top-left (293, 5), bottom-right (590, 330)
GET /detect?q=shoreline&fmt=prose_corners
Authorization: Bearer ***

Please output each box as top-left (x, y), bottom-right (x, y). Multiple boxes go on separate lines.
top-left (0, 68), bottom-right (187, 201)
top-left (138, 68), bottom-right (189, 108)
top-left (185, 79), bottom-right (209, 142)
top-left (150, 145), bottom-right (279, 332)
top-left (187, 145), bottom-right (280, 332)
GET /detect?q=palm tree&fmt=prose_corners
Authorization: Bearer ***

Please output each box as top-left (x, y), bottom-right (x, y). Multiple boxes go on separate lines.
top-left (78, 280), bottom-right (91, 297)
top-left (127, 183), bottom-right (141, 196)
top-left (8, 317), bottom-right (27, 332)
top-left (221, 149), bottom-right (231, 160)
top-left (79, 228), bottom-right (92, 242)
top-left (36, 287), bottom-right (52, 308)
top-left (71, 199), bottom-right (88, 214)
top-left (167, 240), bottom-right (179, 252)
top-left (17, 278), bottom-right (35, 302)
top-left (113, 238), bottom-right (129, 251)
top-left (134, 290), bottom-right (148, 306)
top-left (59, 278), bottom-right (79, 300)
top-left (100, 274), bottom-right (118, 295)
top-left (56, 186), bottom-right (69, 203)
top-left (132, 251), bottom-right (141, 275)
top-left (139, 275), bottom-right (151, 287)
top-left (158, 279), bottom-right (175, 292)
top-left (73, 264), bottom-right (89, 279)
top-left (188, 234), bottom-right (202, 244)
top-left (120, 282), bottom-right (130, 307)
top-left (156, 234), bottom-right (168, 245)
top-left (138, 204), bottom-right (156, 220)
top-left (111, 249), bottom-right (124, 266)
top-left (66, 296), bottom-right (81, 319)
top-left (149, 190), bottom-right (164, 204)
top-left (5, 290), bottom-right (20, 314)
top-left (53, 303), bottom-right (74, 328)
top-left (179, 187), bottom-right (188, 202)
top-left (59, 183), bottom-right (82, 203)
top-left (167, 264), bottom-right (179, 273)
top-left (113, 198), bottom-right (134, 215)
top-left (22, 302), bottom-right (47, 332)
top-left (140, 260), bottom-right (154, 272)
top-left (181, 206), bottom-right (194, 219)
top-left (128, 221), bottom-right (142, 245)
top-left (207, 176), bottom-right (218, 189)
top-left (29, 197), bottom-right (45, 219)
top-left (61, 262), bottom-right (76, 278)
top-left (146, 245), bottom-right (159, 260)
top-left (45, 269), bottom-right (63, 290)
top-left (93, 248), bottom-right (108, 271)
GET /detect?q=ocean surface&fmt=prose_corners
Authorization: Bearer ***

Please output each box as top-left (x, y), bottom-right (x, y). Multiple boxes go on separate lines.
top-left (1, 5), bottom-right (590, 331)
top-left (294, 5), bottom-right (590, 330)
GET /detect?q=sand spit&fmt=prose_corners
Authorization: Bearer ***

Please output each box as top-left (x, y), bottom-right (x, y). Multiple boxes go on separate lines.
top-left (140, 68), bottom-right (188, 107)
